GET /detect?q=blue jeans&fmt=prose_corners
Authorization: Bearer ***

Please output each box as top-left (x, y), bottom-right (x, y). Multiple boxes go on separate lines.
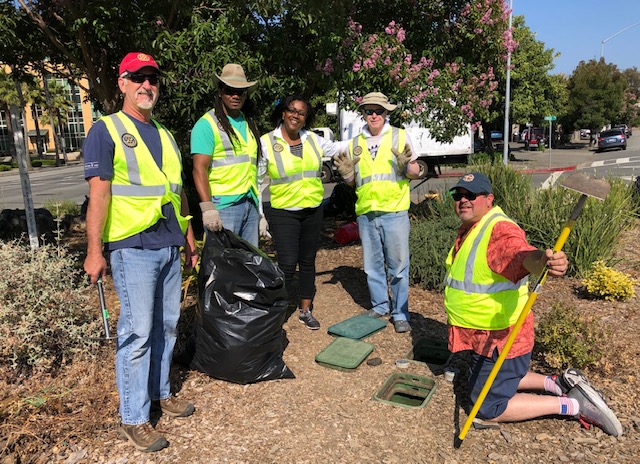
top-left (357, 211), bottom-right (410, 321)
top-left (217, 196), bottom-right (259, 247)
top-left (110, 246), bottom-right (182, 425)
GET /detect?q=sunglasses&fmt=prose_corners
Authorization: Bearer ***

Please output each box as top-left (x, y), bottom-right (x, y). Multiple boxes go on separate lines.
top-left (451, 191), bottom-right (488, 201)
top-left (222, 86), bottom-right (247, 96)
top-left (285, 107), bottom-right (307, 118)
top-left (124, 72), bottom-right (160, 85)
top-left (363, 108), bottom-right (385, 116)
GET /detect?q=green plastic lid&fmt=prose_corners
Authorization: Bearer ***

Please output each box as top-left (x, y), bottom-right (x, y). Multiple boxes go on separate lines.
top-left (327, 314), bottom-right (388, 339)
top-left (315, 337), bottom-right (375, 371)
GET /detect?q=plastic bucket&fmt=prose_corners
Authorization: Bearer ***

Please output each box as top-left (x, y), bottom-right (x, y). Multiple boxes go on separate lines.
top-left (334, 221), bottom-right (359, 244)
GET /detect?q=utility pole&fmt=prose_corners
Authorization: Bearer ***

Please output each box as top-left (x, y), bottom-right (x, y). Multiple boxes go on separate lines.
top-left (502, 0), bottom-right (514, 165)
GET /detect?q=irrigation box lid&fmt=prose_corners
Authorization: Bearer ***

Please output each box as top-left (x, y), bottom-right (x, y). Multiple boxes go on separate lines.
top-left (327, 314), bottom-right (387, 339)
top-left (315, 337), bottom-right (374, 371)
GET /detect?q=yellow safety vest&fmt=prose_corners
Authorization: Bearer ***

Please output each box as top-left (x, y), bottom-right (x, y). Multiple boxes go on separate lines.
top-left (201, 110), bottom-right (258, 197)
top-left (101, 111), bottom-right (189, 242)
top-left (349, 127), bottom-right (409, 216)
top-left (444, 206), bottom-right (529, 330)
top-left (262, 131), bottom-right (324, 209)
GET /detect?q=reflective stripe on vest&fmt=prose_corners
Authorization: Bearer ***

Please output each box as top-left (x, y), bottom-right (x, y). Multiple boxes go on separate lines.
top-left (267, 132), bottom-right (322, 185)
top-left (353, 127), bottom-right (401, 186)
top-left (204, 110), bottom-right (251, 167)
top-left (107, 115), bottom-right (183, 197)
top-left (349, 127), bottom-right (410, 215)
top-left (200, 110), bottom-right (258, 198)
top-left (100, 112), bottom-right (188, 242)
top-left (262, 130), bottom-right (325, 209)
top-left (444, 207), bottom-right (529, 330)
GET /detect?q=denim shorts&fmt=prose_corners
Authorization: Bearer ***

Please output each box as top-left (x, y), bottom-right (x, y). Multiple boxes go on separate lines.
top-left (468, 348), bottom-right (532, 420)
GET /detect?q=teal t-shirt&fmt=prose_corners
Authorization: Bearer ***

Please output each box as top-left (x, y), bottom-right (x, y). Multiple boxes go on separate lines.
top-left (190, 112), bottom-right (257, 209)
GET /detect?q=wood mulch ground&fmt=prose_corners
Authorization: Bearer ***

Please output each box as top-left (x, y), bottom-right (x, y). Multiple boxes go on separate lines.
top-left (1, 217), bottom-right (640, 464)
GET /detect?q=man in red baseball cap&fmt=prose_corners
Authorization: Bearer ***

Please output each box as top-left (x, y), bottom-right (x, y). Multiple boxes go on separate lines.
top-left (83, 52), bottom-right (198, 452)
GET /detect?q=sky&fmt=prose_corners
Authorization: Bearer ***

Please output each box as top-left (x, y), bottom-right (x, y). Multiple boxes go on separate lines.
top-left (514, 0), bottom-right (640, 75)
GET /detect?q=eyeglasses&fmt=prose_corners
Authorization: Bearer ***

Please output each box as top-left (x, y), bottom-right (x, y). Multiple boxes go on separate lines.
top-left (222, 86), bottom-right (247, 96)
top-left (363, 108), bottom-right (385, 116)
top-left (285, 107), bottom-right (307, 118)
top-left (124, 72), bottom-right (160, 85)
top-left (451, 191), bottom-right (488, 201)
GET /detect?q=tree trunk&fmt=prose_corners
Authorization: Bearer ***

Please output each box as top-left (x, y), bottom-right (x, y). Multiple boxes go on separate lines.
top-left (31, 105), bottom-right (43, 157)
top-left (42, 76), bottom-right (61, 167)
top-left (2, 105), bottom-right (17, 161)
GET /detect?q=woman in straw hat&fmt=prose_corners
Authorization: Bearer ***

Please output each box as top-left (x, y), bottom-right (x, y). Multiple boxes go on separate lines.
top-left (258, 95), bottom-right (347, 329)
top-left (191, 63), bottom-right (264, 247)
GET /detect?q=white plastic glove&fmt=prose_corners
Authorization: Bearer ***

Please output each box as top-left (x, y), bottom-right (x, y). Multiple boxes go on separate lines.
top-left (333, 151), bottom-right (360, 181)
top-left (391, 143), bottom-right (413, 173)
top-left (199, 201), bottom-right (223, 232)
top-left (259, 215), bottom-right (271, 239)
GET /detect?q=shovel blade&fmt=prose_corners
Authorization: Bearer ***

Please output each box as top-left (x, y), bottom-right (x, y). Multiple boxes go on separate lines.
top-left (561, 172), bottom-right (610, 201)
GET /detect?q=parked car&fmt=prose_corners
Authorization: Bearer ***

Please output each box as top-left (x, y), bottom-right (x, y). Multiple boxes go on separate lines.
top-left (597, 128), bottom-right (627, 153)
top-left (524, 127), bottom-right (547, 150)
top-left (612, 124), bottom-right (632, 138)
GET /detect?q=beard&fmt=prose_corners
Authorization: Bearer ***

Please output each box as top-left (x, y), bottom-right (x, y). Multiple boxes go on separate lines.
top-left (135, 89), bottom-right (157, 110)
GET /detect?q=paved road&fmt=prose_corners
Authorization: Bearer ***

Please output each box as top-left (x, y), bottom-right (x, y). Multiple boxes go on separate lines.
top-left (1, 135), bottom-right (637, 210)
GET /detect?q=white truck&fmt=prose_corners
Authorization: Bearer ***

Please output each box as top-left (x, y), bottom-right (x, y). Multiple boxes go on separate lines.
top-left (313, 108), bottom-right (475, 182)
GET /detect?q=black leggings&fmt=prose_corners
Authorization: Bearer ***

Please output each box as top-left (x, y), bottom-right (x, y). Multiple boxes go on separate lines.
top-left (268, 206), bottom-right (323, 301)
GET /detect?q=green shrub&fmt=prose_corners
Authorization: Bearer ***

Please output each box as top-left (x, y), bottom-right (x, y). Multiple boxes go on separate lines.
top-left (409, 212), bottom-right (460, 291)
top-left (0, 164), bottom-right (11, 172)
top-left (0, 241), bottom-right (101, 377)
top-left (581, 260), bottom-right (636, 301)
top-left (43, 198), bottom-right (81, 218)
top-left (31, 160), bottom-right (42, 167)
top-left (535, 303), bottom-right (609, 370)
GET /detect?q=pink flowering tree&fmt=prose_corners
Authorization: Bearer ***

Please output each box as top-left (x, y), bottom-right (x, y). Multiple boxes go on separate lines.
top-left (322, 0), bottom-right (516, 142)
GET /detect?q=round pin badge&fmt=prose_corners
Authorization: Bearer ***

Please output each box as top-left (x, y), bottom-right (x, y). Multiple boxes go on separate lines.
top-left (273, 143), bottom-right (284, 152)
top-left (122, 133), bottom-right (137, 148)
top-left (353, 146), bottom-right (363, 156)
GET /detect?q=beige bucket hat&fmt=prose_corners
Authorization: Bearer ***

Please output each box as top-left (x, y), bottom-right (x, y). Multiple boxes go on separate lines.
top-left (357, 92), bottom-right (397, 112)
top-left (214, 63), bottom-right (258, 90)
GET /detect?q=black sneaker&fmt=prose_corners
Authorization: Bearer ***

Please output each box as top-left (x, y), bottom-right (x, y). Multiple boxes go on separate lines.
top-left (393, 320), bottom-right (411, 333)
top-left (298, 310), bottom-right (320, 330)
top-left (567, 382), bottom-right (623, 437)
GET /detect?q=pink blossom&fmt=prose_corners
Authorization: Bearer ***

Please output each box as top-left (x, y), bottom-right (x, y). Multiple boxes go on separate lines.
top-left (323, 58), bottom-right (334, 75)
top-left (352, 62), bottom-right (362, 72)
top-left (396, 28), bottom-right (406, 43)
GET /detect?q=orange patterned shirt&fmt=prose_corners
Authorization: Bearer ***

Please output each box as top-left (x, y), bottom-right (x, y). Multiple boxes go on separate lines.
top-left (447, 219), bottom-right (537, 358)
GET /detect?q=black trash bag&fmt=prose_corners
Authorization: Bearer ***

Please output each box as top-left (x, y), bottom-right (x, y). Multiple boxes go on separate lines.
top-left (323, 182), bottom-right (357, 219)
top-left (188, 228), bottom-right (294, 384)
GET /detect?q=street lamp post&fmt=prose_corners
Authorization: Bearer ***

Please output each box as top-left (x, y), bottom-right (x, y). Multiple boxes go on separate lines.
top-left (502, 0), bottom-right (513, 165)
top-left (601, 21), bottom-right (640, 60)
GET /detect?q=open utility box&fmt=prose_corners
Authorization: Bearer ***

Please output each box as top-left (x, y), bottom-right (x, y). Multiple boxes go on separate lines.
top-left (373, 372), bottom-right (437, 409)
top-left (405, 337), bottom-right (452, 366)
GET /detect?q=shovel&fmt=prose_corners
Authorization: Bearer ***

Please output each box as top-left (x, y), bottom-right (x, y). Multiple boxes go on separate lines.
top-left (456, 172), bottom-right (610, 447)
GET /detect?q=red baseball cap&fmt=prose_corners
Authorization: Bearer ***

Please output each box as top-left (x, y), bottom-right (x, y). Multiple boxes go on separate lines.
top-left (118, 52), bottom-right (160, 76)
